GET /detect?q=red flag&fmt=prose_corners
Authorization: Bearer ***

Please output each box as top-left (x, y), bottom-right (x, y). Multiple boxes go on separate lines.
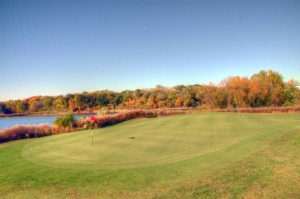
top-left (90, 115), bottom-right (96, 121)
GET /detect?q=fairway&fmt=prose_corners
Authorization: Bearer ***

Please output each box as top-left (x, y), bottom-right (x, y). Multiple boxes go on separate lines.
top-left (1, 113), bottom-right (300, 198)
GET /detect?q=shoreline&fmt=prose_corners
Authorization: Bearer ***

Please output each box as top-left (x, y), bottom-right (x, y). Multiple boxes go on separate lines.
top-left (0, 111), bottom-right (97, 118)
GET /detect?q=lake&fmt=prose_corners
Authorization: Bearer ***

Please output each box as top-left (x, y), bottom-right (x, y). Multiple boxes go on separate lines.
top-left (0, 115), bottom-right (94, 130)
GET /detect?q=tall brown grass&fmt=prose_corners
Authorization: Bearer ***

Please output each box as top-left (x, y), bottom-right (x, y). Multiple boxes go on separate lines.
top-left (76, 109), bottom-right (186, 128)
top-left (0, 124), bottom-right (52, 143)
top-left (0, 109), bottom-right (185, 143)
top-left (187, 105), bottom-right (300, 114)
top-left (213, 106), bottom-right (300, 113)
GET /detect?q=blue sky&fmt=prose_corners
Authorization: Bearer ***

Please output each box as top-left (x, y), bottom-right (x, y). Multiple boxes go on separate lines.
top-left (0, 0), bottom-right (299, 101)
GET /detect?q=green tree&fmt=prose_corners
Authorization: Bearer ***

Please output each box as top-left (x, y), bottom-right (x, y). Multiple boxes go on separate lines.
top-left (96, 93), bottom-right (109, 107)
top-left (283, 79), bottom-right (299, 106)
top-left (53, 114), bottom-right (76, 127)
top-left (16, 101), bottom-right (28, 113)
top-left (0, 103), bottom-right (10, 114)
top-left (75, 94), bottom-right (88, 110)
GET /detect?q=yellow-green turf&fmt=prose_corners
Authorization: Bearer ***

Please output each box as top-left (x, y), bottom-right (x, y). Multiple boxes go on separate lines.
top-left (0, 113), bottom-right (300, 198)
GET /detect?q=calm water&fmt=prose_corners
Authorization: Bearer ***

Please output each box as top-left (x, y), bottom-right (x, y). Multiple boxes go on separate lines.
top-left (0, 115), bottom-right (94, 130)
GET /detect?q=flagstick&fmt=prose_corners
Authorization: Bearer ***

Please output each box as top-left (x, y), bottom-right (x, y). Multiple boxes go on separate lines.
top-left (92, 130), bottom-right (94, 145)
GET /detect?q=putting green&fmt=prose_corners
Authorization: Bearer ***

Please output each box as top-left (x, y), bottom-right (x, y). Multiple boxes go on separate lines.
top-left (22, 113), bottom-right (300, 169)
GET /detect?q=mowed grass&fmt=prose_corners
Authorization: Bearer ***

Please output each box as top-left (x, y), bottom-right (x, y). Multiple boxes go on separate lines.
top-left (0, 113), bottom-right (300, 199)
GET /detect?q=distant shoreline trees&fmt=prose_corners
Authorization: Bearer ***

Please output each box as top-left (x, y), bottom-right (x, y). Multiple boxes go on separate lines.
top-left (0, 70), bottom-right (299, 114)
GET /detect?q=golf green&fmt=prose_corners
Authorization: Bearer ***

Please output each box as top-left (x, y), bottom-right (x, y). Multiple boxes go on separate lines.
top-left (23, 113), bottom-right (267, 169)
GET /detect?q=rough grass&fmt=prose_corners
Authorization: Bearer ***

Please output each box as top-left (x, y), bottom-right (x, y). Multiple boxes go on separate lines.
top-left (0, 113), bottom-right (299, 198)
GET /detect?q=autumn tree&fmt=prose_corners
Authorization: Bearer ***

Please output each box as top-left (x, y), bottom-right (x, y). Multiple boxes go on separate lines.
top-left (147, 93), bottom-right (158, 108)
top-left (54, 96), bottom-right (68, 110)
top-left (0, 70), bottom-right (298, 114)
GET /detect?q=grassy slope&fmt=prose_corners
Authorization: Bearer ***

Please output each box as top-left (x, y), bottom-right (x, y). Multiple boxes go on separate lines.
top-left (0, 113), bottom-right (299, 199)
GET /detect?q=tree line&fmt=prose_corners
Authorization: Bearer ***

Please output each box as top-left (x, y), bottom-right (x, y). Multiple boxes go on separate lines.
top-left (0, 70), bottom-right (299, 114)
